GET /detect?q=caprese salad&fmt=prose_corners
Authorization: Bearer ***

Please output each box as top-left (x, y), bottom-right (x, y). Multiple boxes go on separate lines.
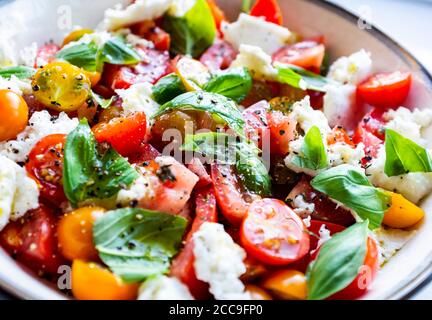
top-left (0, 0), bottom-right (430, 300)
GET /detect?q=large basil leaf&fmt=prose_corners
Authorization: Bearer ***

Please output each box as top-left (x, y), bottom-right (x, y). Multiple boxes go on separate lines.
top-left (56, 42), bottom-right (100, 72)
top-left (94, 208), bottom-right (187, 282)
top-left (63, 119), bottom-right (139, 206)
top-left (384, 129), bottom-right (432, 176)
top-left (291, 126), bottom-right (328, 170)
top-left (306, 221), bottom-right (369, 300)
top-left (99, 37), bottom-right (141, 65)
top-left (152, 73), bottom-right (187, 105)
top-left (276, 64), bottom-right (331, 92)
top-left (182, 132), bottom-right (271, 196)
top-left (163, 0), bottom-right (216, 58)
top-left (203, 68), bottom-right (253, 103)
top-left (311, 165), bottom-right (391, 229)
top-left (0, 66), bottom-right (35, 80)
top-left (153, 91), bottom-right (245, 136)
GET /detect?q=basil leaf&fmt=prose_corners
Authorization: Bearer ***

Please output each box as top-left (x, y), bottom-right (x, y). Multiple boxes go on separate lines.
top-left (242, 0), bottom-right (252, 12)
top-left (306, 221), bottom-right (369, 300)
top-left (94, 208), bottom-right (187, 282)
top-left (153, 92), bottom-right (245, 136)
top-left (384, 129), bottom-right (432, 176)
top-left (163, 0), bottom-right (216, 58)
top-left (276, 64), bottom-right (331, 92)
top-left (63, 119), bottom-right (139, 206)
top-left (0, 66), bottom-right (35, 79)
top-left (90, 90), bottom-right (114, 109)
top-left (311, 165), bottom-right (391, 229)
top-left (152, 74), bottom-right (187, 105)
top-left (182, 132), bottom-right (271, 196)
top-left (203, 68), bottom-right (253, 103)
top-left (56, 42), bottom-right (100, 72)
top-left (291, 126), bottom-right (328, 170)
top-left (100, 36), bottom-right (141, 65)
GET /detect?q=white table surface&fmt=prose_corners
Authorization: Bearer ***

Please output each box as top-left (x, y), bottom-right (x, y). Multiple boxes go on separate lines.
top-left (329, 0), bottom-right (432, 300)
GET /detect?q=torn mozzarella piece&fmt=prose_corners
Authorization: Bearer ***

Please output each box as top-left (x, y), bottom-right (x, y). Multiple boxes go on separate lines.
top-left (138, 276), bottom-right (194, 300)
top-left (327, 49), bottom-right (372, 85)
top-left (323, 83), bottom-right (356, 128)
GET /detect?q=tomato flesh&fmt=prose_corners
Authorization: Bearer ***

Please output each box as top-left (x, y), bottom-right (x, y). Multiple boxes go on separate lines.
top-left (34, 43), bottom-right (60, 68)
top-left (241, 198), bottom-right (309, 266)
top-left (250, 0), bottom-right (283, 25)
top-left (352, 110), bottom-right (386, 160)
top-left (357, 71), bottom-right (412, 109)
top-left (273, 41), bottom-right (325, 73)
top-left (200, 40), bottom-right (237, 72)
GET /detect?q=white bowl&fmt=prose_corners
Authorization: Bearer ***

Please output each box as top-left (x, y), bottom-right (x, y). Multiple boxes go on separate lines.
top-left (1, 0), bottom-right (431, 300)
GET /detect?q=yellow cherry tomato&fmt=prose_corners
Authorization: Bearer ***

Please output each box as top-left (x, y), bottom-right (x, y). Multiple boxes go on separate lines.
top-left (32, 61), bottom-right (91, 112)
top-left (72, 260), bottom-right (139, 300)
top-left (245, 284), bottom-right (273, 300)
top-left (58, 207), bottom-right (105, 261)
top-left (0, 89), bottom-right (29, 141)
top-left (62, 29), bottom-right (93, 47)
top-left (175, 57), bottom-right (210, 91)
top-left (383, 192), bottom-right (425, 228)
top-left (262, 270), bottom-right (307, 300)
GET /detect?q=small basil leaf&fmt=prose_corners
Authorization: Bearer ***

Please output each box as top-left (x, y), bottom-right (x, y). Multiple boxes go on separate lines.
top-left (203, 68), bottom-right (253, 103)
top-left (154, 91), bottom-right (245, 136)
top-left (90, 90), bottom-right (115, 109)
top-left (152, 73), bottom-right (187, 105)
top-left (306, 220), bottom-right (369, 300)
top-left (100, 36), bottom-right (141, 65)
top-left (311, 165), bottom-right (391, 229)
top-left (0, 66), bottom-right (35, 80)
top-left (242, 0), bottom-right (252, 12)
top-left (384, 129), bottom-right (432, 176)
top-left (276, 64), bottom-right (331, 92)
top-left (63, 119), bottom-right (139, 206)
top-left (163, 0), bottom-right (216, 58)
top-left (94, 208), bottom-right (187, 282)
top-left (291, 126), bottom-right (328, 170)
top-left (56, 42), bottom-right (99, 72)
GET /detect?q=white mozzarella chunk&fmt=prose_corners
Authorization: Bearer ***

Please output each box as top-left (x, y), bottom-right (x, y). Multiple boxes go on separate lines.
top-left (230, 44), bottom-right (278, 81)
top-left (373, 228), bottom-right (414, 266)
top-left (323, 83), bottom-right (356, 128)
top-left (100, 0), bottom-right (173, 31)
top-left (0, 75), bottom-right (32, 96)
top-left (293, 194), bottom-right (315, 217)
top-left (0, 111), bottom-right (79, 163)
top-left (193, 222), bottom-right (250, 300)
top-left (222, 13), bottom-right (291, 55)
top-left (61, 31), bottom-right (112, 50)
top-left (138, 276), bottom-right (194, 300)
top-left (116, 82), bottom-right (160, 122)
top-left (327, 49), bottom-right (372, 85)
top-left (291, 96), bottom-right (331, 135)
top-left (317, 224), bottom-right (331, 247)
top-left (116, 174), bottom-right (156, 206)
top-left (0, 155), bottom-right (39, 231)
top-left (327, 141), bottom-right (365, 168)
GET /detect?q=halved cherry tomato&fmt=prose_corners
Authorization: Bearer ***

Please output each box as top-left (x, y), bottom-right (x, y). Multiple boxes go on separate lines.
top-left (175, 57), bottom-right (211, 91)
top-left (329, 237), bottom-right (379, 300)
top-left (262, 270), bottom-right (307, 300)
top-left (206, 0), bottom-right (226, 30)
top-left (93, 112), bottom-right (147, 157)
top-left (72, 260), bottom-right (139, 300)
top-left (0, 89), bottom-right (29, 141)
top-left (267, 110), bottom-right (296, 156)
top-left (26, 134), bottom-right (67, 206)
top-left (147, 27), bottom-right (171, 51)
top-left (211, 164), bottom-right (251, 225)
top-left (243, 101), bottom-right (270, 149)
top-left (287, 176), bottom-right (356, 226)
top-left (128, 142), bottom-right (161, 164)
top-left (273, 41), bottom-right (325, 73)
top-left (62, 29), bottom-right (93, 47)
top-left (327, 126), bottom-right (355, 147)
top-left (357, 71), bottom-right (412, 109)
top-left (57, 206), bottom-right (105, 261)
top-left (199, 40), bottom-right (237, 72)
top-left (245, 284), bottom-right (273, 300)
top-left (0, 205), bottom-right (64, 275)
top-left (34, 43), bottom-right (60, 68)
top-left (102, 47), bottom-right (172, 90)
top-left (171, 187), bottom-right (217, 299)
top-left (241, 198), bottom-right (310, 266)
top-left (242, 81), bottom-right (281, 107)
top-left (250, 0), bottom-right (283, 25)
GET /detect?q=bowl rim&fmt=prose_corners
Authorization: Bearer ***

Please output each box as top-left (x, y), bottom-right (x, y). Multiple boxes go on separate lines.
top-left (1, 0), bottom-right (432, 300)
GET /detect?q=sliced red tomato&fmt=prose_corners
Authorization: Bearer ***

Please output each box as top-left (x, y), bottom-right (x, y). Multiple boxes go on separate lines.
top-left (250, 0), bottom-right (283, 25)
top-left (102, 47), bottom-right (172, 90)
top-left (243, 101), bottom-right (270, 149)
top-left (170, 187), bottom-right (217, 299)
top-left (34, 43), bottom-right (60, 68)
top-left (357, 71), bottom-right (412, 109)
top-left (92, 112), bottom-right (147, 157)
top-left (273, 41), bottom-right (325, 73)
top-left (187, 158), bottom-right (212, 188)
top-left (146, 27), bottom-right (171, 51)
top-left (327, 126), bottom-right (355, 147)
top-left (211, 164), bottom-right (251, 225)
top-left (128, 142), bottom-right (161, 164)
top-left (199, 40), bottom-right (237, 72)
top-left (0, 205), bottom-right (64, 274)
top-left (287, 176), bottom-right (356, 226)
top-left (25, 134), bottom-right (67, 206)
top-left (240, 198), bottom-right (310, 266)
top-left (267, 110), bottom-right (296, 156)
top-left (352, 110), bottom-right (386, 160)
top-left (206, 0), bottom-right (226, 30)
